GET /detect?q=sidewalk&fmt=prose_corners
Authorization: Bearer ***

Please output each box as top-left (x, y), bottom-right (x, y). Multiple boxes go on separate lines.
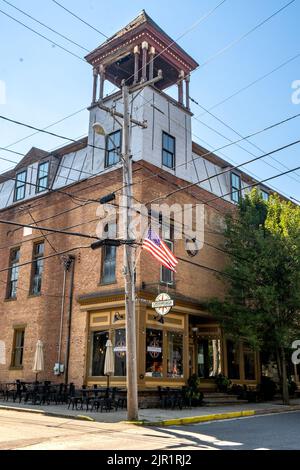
top-left (1, 398), bottom-right (300, 426)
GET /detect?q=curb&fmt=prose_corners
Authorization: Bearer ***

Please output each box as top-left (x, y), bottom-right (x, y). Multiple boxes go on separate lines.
top-left (0, 405), bottom-right (95, 422)
top-left (137, 410), bottom-right (255, 427)
top-left (1, 403), bottom-right (300, 427)
top-left (133, 404), bottom-right (300, 427)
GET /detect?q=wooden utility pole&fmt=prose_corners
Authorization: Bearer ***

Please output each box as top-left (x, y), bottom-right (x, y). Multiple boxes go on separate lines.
top-left (97, 71), bottom-right (162, 421)
top-left (122, 82), bottom-right (138, 420)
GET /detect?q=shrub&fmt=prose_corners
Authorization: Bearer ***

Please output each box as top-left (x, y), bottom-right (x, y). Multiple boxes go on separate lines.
top-left (214, 374), bottom-right (231, 392)
top-left (187, 374), bottom-right (203, 406)
top-left (288, 379), bottom-right (297, 397)
top-left (257, 376), bottom-right (277, 401)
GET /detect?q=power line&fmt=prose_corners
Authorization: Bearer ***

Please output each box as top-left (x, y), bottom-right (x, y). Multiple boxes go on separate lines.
top-left (190, 98), bottom-right (300, 184)
top-left (145, 137), bottom-right (300, 204)
top-left (208, 163), bottom-right (300, 204)
top-left (0, 7), bottom-right (86, 62)
top-left (1, 106), bottom-right (299, 216)
top-left (0, 244), bottom-right (89, 277)
top-left (3, 107), bottom-right (87, 150)
top-left (118, 0), bottom-right (228, 91)
top-left (195, 51), bottom-right (300, 117)
top-left (0, 165), bottom-right (144, 235)
top-left (0, 219), bottom-right (100, 240)
top-left (0, 113), bottom-right (126, 162)
top-left (199, 0), bottom-right (296, 69)
top-left (190, 132), bottom-right (294, 202)
top-left (51, 0), bottom-right (108, 39)
top-left (115, 108), bottom-right (300, 202)
top-left (26, 207), bottom-right (58, 253)
top-left (2, 0), bottom-right (296, 197)
top-left (129, 91), bottom-right (300, 200)
top-left (2, 0), bottom-right (90, 52)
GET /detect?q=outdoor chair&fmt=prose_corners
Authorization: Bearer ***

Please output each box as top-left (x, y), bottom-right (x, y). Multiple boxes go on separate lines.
top-left (99, 387), bottom-right (115, 412)
top-left (181, 386), bottom-right (192, 408)
top-left (78, 385), bottom-right (91, 411)
top-left (5, 381), bottom-right (20, 402)
top-left (53, 383), bottom-right (68, 404)
top-left (89, 386), bottom-right (105, 412)
top-left (67, 384), bottom-right (82, 410)
top-left (157, 386), bottom-right (183, 410)
top-left (113, 388), bottom-right (127, 411)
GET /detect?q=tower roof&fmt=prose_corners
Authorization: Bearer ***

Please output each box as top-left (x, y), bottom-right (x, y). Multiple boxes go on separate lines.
top-left (85, 10), bottom-right (199, 90)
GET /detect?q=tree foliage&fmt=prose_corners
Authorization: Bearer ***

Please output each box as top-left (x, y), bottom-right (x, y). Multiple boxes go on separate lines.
top-left (209, 190), bottom-right (300, 402)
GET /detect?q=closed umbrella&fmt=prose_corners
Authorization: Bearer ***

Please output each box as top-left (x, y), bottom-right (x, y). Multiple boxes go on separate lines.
top-left (32, 340), bottom-right (44, 382)
top-left (104, 339), bottom-right (114, 389)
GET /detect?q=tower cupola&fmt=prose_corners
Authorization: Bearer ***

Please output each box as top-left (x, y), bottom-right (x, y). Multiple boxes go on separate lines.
top-left (85, 10), bottom-right (199, 108)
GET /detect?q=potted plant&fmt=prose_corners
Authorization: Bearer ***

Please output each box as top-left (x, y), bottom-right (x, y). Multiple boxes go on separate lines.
top-left (214, 374), bottom-right (231, 393)
top-left (187, 374), bottom-right (204, 406)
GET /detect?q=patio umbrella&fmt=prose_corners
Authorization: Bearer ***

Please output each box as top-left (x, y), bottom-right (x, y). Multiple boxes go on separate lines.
top-left (32, 340), bottom-right (44, 382)
top-left (104, 339), bottom-right (114, 388)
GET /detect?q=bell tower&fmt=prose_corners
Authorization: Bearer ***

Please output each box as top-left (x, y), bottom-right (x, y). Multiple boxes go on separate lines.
top-left (85, 10), bottom-right (198, 108)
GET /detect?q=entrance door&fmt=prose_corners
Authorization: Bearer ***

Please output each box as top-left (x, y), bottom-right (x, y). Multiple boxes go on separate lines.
top-left (197, 338), bottom-right (221, 379)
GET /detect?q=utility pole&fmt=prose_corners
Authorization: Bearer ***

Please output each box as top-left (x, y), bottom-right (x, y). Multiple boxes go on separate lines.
top-left (94, 71), bottom-right (162, 421)
top-left (122, 82), bottom-right (138, 421)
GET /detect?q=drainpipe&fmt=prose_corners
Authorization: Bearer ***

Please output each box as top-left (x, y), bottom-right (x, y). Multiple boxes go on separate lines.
top-left (57, 256), bottom-right (74, 375)
top-left (57, 259), bottom-right (68, 368)
top-left (64, 255), bottom-right (75, 385)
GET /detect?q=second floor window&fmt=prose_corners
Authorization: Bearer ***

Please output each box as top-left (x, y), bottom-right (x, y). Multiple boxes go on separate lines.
top-left (162, 132), bottom-right (175, 169)
top-left (11, 328), bottom-right (25, 368)
top-left (105, 130), bottom-right (121, 167)
top-left (161, 240), bottom-right (174, 285)
top-left (231, 172), bottom-right (241, 203)
top-left (14, 170), bottom-right (27, 201)
top-left (261, 190), bottom-right (269, 201)
top-left (101, 224), bottom-right (117, 284)
top-left (30, 242), bottom-right (45, 295)
top-left (36, 161), bottom-right (49, 192)
top-left (7, 248), bottom-right (20, 299)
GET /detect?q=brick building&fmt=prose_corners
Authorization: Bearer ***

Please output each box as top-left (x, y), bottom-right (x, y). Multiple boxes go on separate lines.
top-left (0, 11), bottom-right (291, 393)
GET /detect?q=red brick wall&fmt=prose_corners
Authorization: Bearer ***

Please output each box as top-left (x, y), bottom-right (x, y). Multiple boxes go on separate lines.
top-left (0, 161), bottom-right (232, 386)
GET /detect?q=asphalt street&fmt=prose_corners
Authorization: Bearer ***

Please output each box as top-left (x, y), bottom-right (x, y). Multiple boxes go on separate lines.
top-left (172, 411), bottom-right (300, 450)
top-left (0, 409), bottom-right (299, 450)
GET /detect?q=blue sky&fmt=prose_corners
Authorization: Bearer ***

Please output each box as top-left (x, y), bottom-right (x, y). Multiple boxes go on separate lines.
top-left (0, 0), bottom-right (299, 200)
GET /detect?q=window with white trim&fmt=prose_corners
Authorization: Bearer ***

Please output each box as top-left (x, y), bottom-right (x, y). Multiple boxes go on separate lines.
top-left (14, 170), bottom-right (27, 201)
top-left (231, 172), bottom-right (241, 203)
top-left (36, 161), bottom-right (49, 193)
top-left (162, 132), bottom-right (175, 169)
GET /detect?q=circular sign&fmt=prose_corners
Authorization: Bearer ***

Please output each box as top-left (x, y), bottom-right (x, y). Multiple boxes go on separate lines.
top-left (152, 293), bottom-right (174, 316)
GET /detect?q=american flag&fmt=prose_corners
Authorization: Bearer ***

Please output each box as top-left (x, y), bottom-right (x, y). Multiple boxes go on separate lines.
top-left (143, 228), bottom-right (178, 271)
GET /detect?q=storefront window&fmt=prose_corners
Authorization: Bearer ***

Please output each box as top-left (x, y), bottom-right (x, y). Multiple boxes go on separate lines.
top-left (167, 332), bottom-right (183, 378)
top-left (243, 345), bottom-right (256, 380)
top-left (145, 328), bottom-right (163, 377)
top-left (90, 330), bottom-right (108, 376)
top-left (114, 328), bottom-right (126, 377)
top-left (227, 340), bottom-right (240, 380)
top-left (197, 339), bottom-right (221, 378)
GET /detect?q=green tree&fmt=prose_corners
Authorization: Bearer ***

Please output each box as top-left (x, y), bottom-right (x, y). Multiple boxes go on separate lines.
top-left (209, 190), bottom-right (300, 404)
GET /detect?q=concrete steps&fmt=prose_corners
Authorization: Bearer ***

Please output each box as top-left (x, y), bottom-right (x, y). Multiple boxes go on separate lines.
top-left (203, 392), bottom-right (248, 406)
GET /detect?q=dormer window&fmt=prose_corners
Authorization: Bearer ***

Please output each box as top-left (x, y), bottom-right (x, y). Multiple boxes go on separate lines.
top-left (14, 170), bottom-right (27, 202)
top-left (231, 172), bottom-right (241, 203)
top-left (36, 161), bottom-right (49, 193)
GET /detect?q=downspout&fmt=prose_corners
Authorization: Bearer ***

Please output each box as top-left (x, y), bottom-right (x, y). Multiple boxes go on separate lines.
top-left (57, 259), bottom-right (68, 367)
top-left (64, 255), bottom-right (75, 385)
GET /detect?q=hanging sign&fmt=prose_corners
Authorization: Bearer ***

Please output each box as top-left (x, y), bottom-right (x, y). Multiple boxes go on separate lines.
top-left (152, 293), bottom-right (174, 316)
